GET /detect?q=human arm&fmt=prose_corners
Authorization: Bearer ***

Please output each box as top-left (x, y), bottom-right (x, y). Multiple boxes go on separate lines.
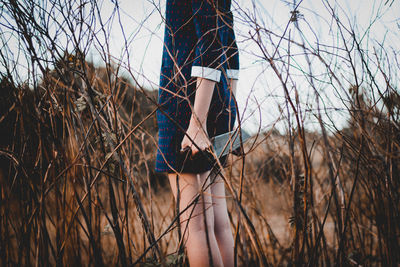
top-left (180, 0), bottom-right (220, 155)
top-left (181, 0), bottom-right (239, 155)
top-left (180, 77), bottom-right (215, 155)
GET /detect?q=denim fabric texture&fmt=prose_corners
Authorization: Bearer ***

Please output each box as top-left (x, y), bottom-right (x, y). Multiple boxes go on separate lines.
top-left (155, 0), bottom-right (239, 173)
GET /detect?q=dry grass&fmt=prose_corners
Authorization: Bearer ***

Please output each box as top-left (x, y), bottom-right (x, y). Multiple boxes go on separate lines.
top-left (1, 0), bottom-right (399, 266)
top-left (1, 57), bottom-right (399, 266)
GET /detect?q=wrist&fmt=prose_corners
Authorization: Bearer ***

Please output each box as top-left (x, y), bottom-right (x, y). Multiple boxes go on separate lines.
top-left (189, 115), bottom-right (207, 130)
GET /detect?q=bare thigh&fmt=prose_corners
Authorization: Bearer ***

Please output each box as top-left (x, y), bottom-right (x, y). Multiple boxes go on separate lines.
top-left (168, 171), bottom-right (215, 237)
top-left (210, 170), bottom-right (231, 232)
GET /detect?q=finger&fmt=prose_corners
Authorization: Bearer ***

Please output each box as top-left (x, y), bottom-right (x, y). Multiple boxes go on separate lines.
top-left (205, 145), bottom-right (213, 153)
top-left (180, 146), bottom-right (191, 153)
top-left (191, 144), bottom-right (198, 156)
top-left (180, 137), bottom-right (189, 151)
top-left (180, 142), bottom-right (189, 152)
top-left (192, 142), bottom-right (208, 156)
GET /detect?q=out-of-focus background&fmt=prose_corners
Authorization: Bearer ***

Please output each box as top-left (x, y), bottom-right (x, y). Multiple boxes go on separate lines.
top-left (0, 0), bottom-right (399, 266)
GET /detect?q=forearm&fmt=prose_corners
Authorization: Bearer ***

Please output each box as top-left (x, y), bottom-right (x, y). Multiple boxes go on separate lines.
top-left (190, 78), bottom-right (237, 127)
top-left (189, 77), bottom-right (215, 129)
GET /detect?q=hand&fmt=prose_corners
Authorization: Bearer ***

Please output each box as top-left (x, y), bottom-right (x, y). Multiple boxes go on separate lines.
top-left (180, 120), bottom-right (212, 156)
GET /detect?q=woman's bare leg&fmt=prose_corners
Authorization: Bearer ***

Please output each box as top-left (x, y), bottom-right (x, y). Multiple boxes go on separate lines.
top-left (210, 170), bottom-right (235, 267)
top-left (208, 78), bottom-right (236, 267)
top-left (168, 170), bottom-right (223, 267)
top-left (168, 74), bottom-right (236, 266)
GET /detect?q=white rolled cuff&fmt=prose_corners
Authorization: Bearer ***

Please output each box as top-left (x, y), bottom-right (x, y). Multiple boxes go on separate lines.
top-left (227, 69), bottom-right (239, 80)
top-left (191, 66), bottom-right (221, 82)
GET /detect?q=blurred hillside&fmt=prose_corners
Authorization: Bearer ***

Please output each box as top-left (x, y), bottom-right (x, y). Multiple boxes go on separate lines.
top-left (1, 50), bottom-right (400, 265)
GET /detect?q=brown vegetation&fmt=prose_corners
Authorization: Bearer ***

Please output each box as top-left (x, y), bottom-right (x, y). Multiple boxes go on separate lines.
top-left (1, 0), bottom-right (399, 266)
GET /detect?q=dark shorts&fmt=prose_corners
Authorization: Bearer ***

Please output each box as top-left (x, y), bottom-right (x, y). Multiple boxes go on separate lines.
top-left (167, 147), bottom-right (230, 174)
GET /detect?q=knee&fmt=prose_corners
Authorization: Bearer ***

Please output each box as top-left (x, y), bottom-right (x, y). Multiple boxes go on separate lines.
top-left (186, 216), bottom-right (215, 236)
top-left (182, 222), bottom-right (215, 246)
top-left (214, 218), bottom-right (231, 236)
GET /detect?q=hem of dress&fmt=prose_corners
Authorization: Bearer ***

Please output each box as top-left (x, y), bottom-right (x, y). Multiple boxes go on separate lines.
top-left (155, 155), bottom-right (230, 174)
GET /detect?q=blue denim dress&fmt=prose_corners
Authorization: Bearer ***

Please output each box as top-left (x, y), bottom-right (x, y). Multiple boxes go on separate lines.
top-left (155, 0), bottom-right (239, 173)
